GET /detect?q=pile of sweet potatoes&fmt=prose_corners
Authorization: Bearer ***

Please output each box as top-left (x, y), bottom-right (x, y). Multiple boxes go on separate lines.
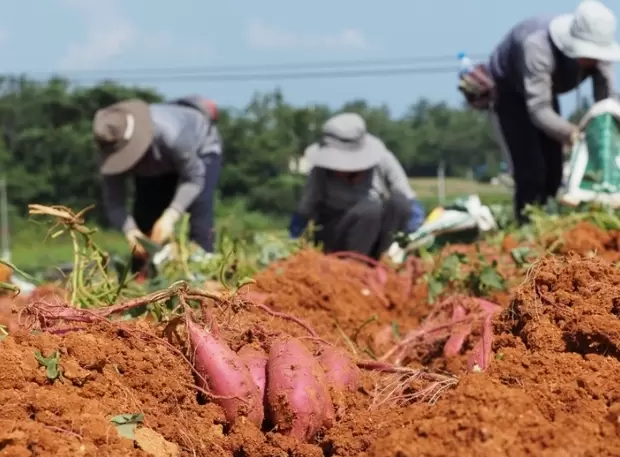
top-left (186, 318), bottom-right (360, 442)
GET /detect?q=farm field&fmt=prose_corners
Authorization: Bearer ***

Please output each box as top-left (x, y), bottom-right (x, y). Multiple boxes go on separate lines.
top-left (2, 204), bottom-right (620, 456)
top-left (410, 176), bottom-right (512, 199)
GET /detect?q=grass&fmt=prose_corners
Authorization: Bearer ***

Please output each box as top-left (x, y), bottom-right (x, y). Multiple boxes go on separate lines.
top-left (9, 198), bottom-right (286, 273)
top-left (411, 177), bottom-right (511, 200)
top-left (7, 180), bottom-right (511, 272)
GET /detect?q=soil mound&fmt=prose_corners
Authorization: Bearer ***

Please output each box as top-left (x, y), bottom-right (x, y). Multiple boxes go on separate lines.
top-left (363, 253), bottom-right (620, 456)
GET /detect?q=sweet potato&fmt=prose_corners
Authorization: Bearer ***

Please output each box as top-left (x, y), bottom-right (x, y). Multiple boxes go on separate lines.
top-left (316, 345), bottom-right (360, 418)
top-left (316, 345), bottom-right (360, 394)
top-left (237, 345), bottom-right (268, 400)
top-left (186, 320), bottom-right (264, 426)
top-left (266, 337), bottom-right (334, 442)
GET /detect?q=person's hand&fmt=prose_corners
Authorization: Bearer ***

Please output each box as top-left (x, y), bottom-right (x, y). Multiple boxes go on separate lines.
top-left (151, 208), bottom-right (181, 245)
top-left (569, 128), bottom-right (583, 146)
top-left (125, 229), bottom-right (148, 258)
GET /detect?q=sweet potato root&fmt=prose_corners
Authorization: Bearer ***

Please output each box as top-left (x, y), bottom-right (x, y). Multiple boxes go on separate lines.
top-left (266, 337), bottom-right (335, 442)
top-left (316, 344), bottom-right (360, 394)
top-left (186, 320), bottom-right (264, 426)
top-left (238, 344), bottom-right (268, 401)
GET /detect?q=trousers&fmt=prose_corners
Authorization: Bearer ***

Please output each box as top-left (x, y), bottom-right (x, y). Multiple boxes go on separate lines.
top-left (315, 191), bottom-right (412, 260)
top-left (131, 153), bottom-right (221, 272)
top-left (491, 89), bottom-right (564, 224)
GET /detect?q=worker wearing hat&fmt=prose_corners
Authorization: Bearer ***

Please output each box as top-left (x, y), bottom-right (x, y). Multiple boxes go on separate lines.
top-left (289, 112), bottom-right (425, 259)
top-left (93, 96), bottom-right (222, 271)
top-left (459, 0), bottom-right (620, 224)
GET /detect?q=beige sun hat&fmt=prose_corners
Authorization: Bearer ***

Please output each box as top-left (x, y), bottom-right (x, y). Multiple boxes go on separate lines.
top-left (303, 112), bottom-right (385, 172)
top-left (93, 99), bottom-right (154, 175)
top-left (549, 0), bottom-right (620, 61)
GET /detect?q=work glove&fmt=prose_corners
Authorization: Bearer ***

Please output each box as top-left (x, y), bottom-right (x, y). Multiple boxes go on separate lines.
top-left (151, 208), bottom-right (181, 245)
top-left (125, 228), bottom-right (149, 258)
top-left (405, 199), bottom-right (426, 233)
top-left (289, 213), bottom-right (309, 239)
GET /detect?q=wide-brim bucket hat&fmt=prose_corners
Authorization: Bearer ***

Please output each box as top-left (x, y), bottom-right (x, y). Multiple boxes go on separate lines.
top-left (93, 99), bottom-right (154, 175)
top-left (304, 112), bottom-right (384, 172)
top-left (549, 0), bottom-right (620, 61)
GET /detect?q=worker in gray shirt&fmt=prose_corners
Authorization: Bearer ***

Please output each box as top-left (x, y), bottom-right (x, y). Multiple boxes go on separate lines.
top-left (289, 112), bottom-right (425, 259)
top-left (93, 97), bottom-right (222, 272)
top-left (459, 0), bottom-right (620, 223)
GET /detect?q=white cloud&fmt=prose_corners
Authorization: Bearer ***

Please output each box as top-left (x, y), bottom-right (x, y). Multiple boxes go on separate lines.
top-left (245, 19), bottom-right (373, 52)
top-left (57, 0), bottom-right (214, 70)
top-left (57, 0), bottom-right (136, 70)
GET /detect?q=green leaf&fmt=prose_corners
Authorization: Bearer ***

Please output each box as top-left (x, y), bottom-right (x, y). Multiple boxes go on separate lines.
top-left (34, 350), bottom-right (62, 381)
top-left (479, 265), bottom-right (505, 291)
top-left (510, 247), bottom-right (531, 267)
top-left (427, 275), bottom-right (444, 303)
top-left (391, 321), bottom-right (401, 341)
top-left (110, 413), bottom-right (145, 440)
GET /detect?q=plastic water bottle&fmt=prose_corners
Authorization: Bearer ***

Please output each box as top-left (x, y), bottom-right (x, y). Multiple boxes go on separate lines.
top-left (457, 51), bottom-right (473, 77)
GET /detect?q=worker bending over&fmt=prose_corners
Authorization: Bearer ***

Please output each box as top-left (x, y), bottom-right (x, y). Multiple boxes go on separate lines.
top-left (94, 96), bottom-right (222, 272)
top-left (459, 0), bottom-right (620, 223)
top-left (289, 112), bottom-right (425, 259)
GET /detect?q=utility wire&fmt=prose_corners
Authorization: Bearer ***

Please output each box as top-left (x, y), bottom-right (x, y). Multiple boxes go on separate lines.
top-left (27, 53), bottom-right (489, 79)
top-left (67, 65), bottom-right (466, 84)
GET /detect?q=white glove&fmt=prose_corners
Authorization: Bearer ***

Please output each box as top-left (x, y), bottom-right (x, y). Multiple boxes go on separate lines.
top-left (125, 228), bottom-right (148, 258)
top-left (151, 208), bottom-right (181, 245)
top-left (387, 242), bottom-right (406, 265)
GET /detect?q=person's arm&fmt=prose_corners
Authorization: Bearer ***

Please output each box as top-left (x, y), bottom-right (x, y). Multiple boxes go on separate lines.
top-left (167, 123), bottom-right (207, 214)
top-left (380, 149), bottom-right (425, 232)
top-left (592, 61), bottom-right (615, 101)
top-left (290, 167), bottom-right (323, 238)
top-left (520, 35), bottom-right (576, 144)
top-left (100, 174), bottom-right (138, 233)
top-left (380, 149), bottom-right (415, 199)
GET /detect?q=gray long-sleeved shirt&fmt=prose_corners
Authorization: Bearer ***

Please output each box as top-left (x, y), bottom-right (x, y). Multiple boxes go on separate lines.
top-left (101, 103), bottom-right (222, 233)
top-left (488, 15), bottom-right (615, 143)
top-left (297, 142), bottom-right (415, 219)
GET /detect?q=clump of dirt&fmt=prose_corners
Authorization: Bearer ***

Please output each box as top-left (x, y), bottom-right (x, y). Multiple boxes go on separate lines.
top-left (357, 253), bottom-right (620, 456)
top-left (507, 254), bottom-right (620, 355)
top-left (250, 249), bottom-right (426, 345)
top-left (557, 221), bottom-right (620, 262)
top-left (0, 321), bottom-right (400, 457)
top-left (0, 323), bottom-right (229, 457)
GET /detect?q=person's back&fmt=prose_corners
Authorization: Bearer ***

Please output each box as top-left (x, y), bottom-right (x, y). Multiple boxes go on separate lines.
top-left (488, 15), bottom-right (554, 89)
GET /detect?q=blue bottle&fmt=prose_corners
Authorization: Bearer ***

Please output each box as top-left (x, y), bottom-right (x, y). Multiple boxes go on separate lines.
top-left (457, 51), bottom-right (473, 78)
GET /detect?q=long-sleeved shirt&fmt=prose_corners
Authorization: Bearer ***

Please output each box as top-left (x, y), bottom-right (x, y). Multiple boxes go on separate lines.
top-left (297, 141), bottom-right (415, 219)
top-left (488, 15), bottom-right (615, 143)
top-left (101, 103), bottom-right (222, 233)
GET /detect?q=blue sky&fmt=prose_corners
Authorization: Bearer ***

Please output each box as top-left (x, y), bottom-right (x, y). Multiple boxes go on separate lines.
top-left (0, 0), bottom-right (617, 116)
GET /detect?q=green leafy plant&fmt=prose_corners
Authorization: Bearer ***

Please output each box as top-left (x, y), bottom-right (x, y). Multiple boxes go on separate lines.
top-left (34, 350), bottom-right (62, 382)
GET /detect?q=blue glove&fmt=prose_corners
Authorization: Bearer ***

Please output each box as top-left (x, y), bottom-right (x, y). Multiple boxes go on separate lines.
top-left (406, 200), bottom-right (425, 233)
top-left (289, 213), bottom-right (309, 239)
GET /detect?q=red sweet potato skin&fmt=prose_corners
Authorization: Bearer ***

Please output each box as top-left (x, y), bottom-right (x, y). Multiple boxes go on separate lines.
top-left (316, 345), bottom-right (360, 393)
top-left (187, 321), bottom-right (264, 426)
top-left (238, 345), bottom-right (268, 401)
top-left (265, 337), bottom-right (334, 442)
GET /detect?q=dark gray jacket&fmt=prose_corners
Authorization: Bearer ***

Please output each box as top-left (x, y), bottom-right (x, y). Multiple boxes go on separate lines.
top-left (488, 15), bottom-right (615, 143)
top-left (101, 103), bottom-right (222, 233)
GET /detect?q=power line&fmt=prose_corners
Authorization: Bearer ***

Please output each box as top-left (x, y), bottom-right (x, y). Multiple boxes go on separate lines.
top-left (67, 65), bottom-right (464, 84)
top-left (29, 53), bottom-right (489, 78)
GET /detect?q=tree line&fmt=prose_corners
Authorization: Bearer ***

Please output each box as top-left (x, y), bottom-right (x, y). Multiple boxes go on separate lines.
top-left (0, 75), bottom-right (585, 227)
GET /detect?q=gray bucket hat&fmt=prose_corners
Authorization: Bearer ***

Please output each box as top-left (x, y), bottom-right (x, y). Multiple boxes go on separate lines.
top-left (93, 99), bottom-right (154, 175)
top-left (304, 112), bottom-right (384, 172)
top-left (549, 0), bottom-right (620, 61)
